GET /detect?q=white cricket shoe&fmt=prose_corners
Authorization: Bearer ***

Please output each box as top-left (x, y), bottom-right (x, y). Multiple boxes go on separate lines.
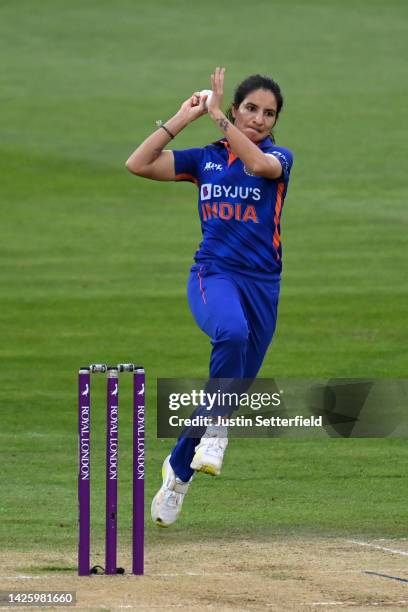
top-left (151, 455), bottom-right (191, 527)
top-left (190, 426), bottom-right (228, 476)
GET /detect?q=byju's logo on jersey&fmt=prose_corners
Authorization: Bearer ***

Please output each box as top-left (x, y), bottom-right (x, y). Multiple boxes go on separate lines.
top-left (204, 162), bottom-right (223, 171)
top-left (200, 184), bottom-right (261, 202)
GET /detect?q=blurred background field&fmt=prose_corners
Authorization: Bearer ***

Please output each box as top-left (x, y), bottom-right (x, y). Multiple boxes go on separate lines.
top-left (0, 0), bottom-right (407, 562)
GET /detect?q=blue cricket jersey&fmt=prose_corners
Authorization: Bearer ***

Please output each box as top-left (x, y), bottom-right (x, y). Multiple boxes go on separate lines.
top-left (173, 136), bottom-right (293, 278)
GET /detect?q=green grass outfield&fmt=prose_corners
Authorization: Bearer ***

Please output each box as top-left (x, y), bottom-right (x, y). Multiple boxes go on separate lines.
top-left (1, 0), bottom-right (407, 560)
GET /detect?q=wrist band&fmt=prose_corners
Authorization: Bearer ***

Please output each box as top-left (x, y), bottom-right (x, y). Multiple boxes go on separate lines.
top-left (159, 124), bottom-right (175, 139)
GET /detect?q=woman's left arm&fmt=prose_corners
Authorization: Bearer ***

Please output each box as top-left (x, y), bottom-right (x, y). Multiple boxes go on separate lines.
top-left (207, 67), bottom-right (282, 180)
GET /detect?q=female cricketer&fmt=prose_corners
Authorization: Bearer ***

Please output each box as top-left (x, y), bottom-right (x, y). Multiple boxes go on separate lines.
top-left (126, 67), bottom-right (293, 526)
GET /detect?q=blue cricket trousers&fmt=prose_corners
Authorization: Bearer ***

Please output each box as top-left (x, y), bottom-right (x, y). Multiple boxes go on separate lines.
top-left (170, 262), bottom-right (280, 482)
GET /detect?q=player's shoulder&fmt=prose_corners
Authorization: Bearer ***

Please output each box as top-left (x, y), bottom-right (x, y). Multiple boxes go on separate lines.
top-left (261, 139), bottom-right (294, 161)
top-left (260, 138), bottom-right (294, 181)
top-left (271, 145), bottom-right (294, 159)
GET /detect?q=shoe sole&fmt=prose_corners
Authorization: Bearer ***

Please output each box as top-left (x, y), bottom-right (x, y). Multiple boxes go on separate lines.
top-left (191, 450), bottom-right (222, 476)
top-left (193, 464), bottom-right (219, 476)
top-left (154, 518), bottom-right (170, 528)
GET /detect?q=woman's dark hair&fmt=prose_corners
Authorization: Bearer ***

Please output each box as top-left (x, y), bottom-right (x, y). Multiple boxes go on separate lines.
top-left (226, 74), bottom-right (283, 143)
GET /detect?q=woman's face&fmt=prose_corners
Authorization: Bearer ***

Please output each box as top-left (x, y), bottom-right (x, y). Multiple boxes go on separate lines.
top-left (231, 88), bottom-right (278, 143)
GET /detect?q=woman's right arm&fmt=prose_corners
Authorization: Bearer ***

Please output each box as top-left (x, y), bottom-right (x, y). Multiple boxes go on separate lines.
top-left (125, 93), bottom-right (208, 181)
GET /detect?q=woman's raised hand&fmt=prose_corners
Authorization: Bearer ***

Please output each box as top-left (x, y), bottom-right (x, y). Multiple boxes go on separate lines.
top-left (208, 66), bottom-right (225, 115)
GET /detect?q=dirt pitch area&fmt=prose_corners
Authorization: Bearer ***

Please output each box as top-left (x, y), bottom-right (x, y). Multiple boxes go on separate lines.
top-left (1, 538), bottom-right (407, 611)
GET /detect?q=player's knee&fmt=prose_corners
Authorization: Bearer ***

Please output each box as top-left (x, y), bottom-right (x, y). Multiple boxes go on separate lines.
top-left (216, 319), bottom-right (249, 347)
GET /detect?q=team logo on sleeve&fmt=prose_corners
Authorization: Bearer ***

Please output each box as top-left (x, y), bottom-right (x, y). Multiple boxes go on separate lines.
top-left (200, 184), bottom-right (212, 200)
top-left (243, 165), bottom-right (255, 176)
top-left (204, 162), bottom-right (223, 171)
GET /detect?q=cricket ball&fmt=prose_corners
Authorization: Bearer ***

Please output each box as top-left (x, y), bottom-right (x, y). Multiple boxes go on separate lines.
top-left (200, 89), bottom-right (213, 109)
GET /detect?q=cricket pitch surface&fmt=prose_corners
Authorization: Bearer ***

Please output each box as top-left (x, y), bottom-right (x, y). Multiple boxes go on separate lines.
top-left (1, 538), bottom-right (408, 611)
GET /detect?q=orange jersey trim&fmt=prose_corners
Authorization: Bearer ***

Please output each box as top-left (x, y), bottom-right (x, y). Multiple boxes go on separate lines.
top-left (272, 182), bottom-right (285, 256)
top-left (175, 172), bottom-right (199, 186)
top-left (222, 140), bottom-right (238, 167)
